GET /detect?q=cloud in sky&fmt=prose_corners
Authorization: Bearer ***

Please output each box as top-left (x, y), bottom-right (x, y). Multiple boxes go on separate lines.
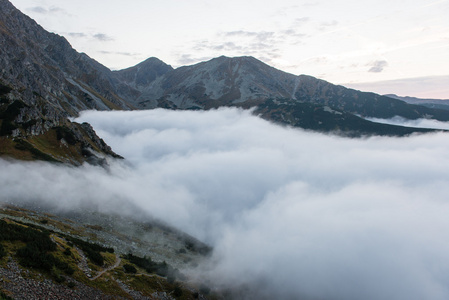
top-left (368, 60), bottom-right (389, 73)
top-left (28, 6), bottom-right (65, 15)
top-left (67, 32), bottom-right (87, 38)
top-left (92, 33), bottom-right (114, 42)
top-left (184, 27), bottom-right (307, 66)
top-left (343, 75), bottom-right (449, 99)
top-left (3, 108), bottom-right (449, 299)
top-left (99, 51), bottom-right (141, 57)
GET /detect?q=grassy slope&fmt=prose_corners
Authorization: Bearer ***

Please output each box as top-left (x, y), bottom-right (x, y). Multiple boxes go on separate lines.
top-left (0, 205), bottom-right (213, 299)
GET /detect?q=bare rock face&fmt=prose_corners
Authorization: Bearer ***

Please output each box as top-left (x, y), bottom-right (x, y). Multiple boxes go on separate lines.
top-left (0, 0), bottom-right (136, 163)
top-left (114, 57), bottom-right (173, 91)
top-left (0, 0), bottom-right (138, 116)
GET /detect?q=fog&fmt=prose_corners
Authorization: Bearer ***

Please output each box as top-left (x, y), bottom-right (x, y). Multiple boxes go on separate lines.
top-left (2, 108), bottom-right (449, 299)
top-left (367, 116), bottom-right (449, 130)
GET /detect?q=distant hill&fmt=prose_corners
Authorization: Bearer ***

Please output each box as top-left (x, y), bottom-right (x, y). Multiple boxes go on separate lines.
top-left (385, 94), bottom-right (449, 111)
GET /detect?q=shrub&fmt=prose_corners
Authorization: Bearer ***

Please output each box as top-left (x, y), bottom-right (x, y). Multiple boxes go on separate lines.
top-left (63, 247), bottom-right (71, 256)
top-left (65, 236), bottom-right (113, 266)
top-left (173, 286), bottom-right (183, 298)
top-left (0, 243), bottom-right (5, 259)
top-left (123, 264), bottom-right (137, 274)
top-left (123, 253), bottom-right (180, 279)
top-left (54, 126), bottom-right (77, 145)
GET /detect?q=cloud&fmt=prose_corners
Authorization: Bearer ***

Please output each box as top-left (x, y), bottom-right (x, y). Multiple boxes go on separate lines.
top-left (176, 54), bottom-right (214, 66)
top-left (3, 108), bottom-right (449, 299)
top-left (67, 32), bottom-right (88, 38)
top-left (366, 116), bottom-right (449, 130)
top-left (185, 28), bottom-right (298, 66)
top-left (93, 33), bottom-right (114, 42)
top-left (28, 6), bottom-right (47, 14)
top-left (28, 6), bottom-right (66, 15)
top-left (319, 20), bottom-right (339, 31)
top-left (368, 60), bottom-right (389, 73)
top-left (99, 51), bottom-right (141, 57)
top-left (65, 32), bottom-right (116, 42)
top-left (341, 75), bottom-right (449, 99)
top-left (294, 17), bottom-right (310, 24)
top-left (321, 20), bottom-right (339, 28)
top-left (224, 31), bottom-right (275, 42)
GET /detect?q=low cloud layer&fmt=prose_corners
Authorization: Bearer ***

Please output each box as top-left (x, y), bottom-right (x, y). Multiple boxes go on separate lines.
top-left (367, 116), bottom-right (449, 130)
top-left (3, 108), bottom-right (449, 299)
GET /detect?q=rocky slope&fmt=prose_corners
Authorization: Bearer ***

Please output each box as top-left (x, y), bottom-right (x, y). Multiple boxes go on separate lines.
top-left (0, 204), bottom-right (213, 299)
top-left (133, 56), bottom-right (449, 136)
top-left (114, 57), bottom-right (173, 92)
top-left (0, 0), bottom-right (137, 115)
top-left (0, 0), bottom-right (143, 164)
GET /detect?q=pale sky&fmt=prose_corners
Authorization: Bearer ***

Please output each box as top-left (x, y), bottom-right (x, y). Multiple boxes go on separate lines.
top-left (9, 0), bottom-right (449, 99)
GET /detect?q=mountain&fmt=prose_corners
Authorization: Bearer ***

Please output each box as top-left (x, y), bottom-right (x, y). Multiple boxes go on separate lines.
top-left (0, 0), bottom-right (144, 164)
top-left (133, 55), bottom-right (449, 136)
top-left (114, 57), bottom-right (173, 91)
top-left (385, 94), bottom-right (449, 111)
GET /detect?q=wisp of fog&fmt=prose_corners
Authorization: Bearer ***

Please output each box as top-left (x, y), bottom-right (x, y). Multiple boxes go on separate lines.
top-left (2, 107), bottom-right (449, 299)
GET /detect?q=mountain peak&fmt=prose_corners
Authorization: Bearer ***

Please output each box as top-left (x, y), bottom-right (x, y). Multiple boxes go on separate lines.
top-left (209, 55), bottom-right (269, 66)
top-left (115, 57), bottom-right (173, 90)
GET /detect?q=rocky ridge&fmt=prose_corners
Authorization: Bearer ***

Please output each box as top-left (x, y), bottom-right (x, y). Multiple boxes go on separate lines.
top-left (0, 0), bottom-right (140, 163)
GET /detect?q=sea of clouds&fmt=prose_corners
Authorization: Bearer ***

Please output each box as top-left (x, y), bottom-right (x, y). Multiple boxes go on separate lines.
top-left (2, 107), bottom-right (449, 299)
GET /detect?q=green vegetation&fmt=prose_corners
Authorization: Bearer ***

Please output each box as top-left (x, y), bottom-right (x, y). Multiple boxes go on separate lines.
top-left (0, 219), bottom-right (73, 277)
top-left (0, 243), bottom-right (5, 259)
top-left (123, 263), bottom-right (137, 274)
top-left (0, 289), bottom-right (13, 300)
top-left (0, 208), bottom-right (205, 300)
top-left (123, 253), bottom-right (180, 279)
top-left (65, 236), bottom-right (114, 266)
top-left (185, 239), bottom-right (212, 255)
top-left (14, 139), bottom-right (59, 162)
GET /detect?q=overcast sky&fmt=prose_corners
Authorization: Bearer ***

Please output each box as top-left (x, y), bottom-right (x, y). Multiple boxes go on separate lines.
top-left (9, 0), bottom-right (449, 98)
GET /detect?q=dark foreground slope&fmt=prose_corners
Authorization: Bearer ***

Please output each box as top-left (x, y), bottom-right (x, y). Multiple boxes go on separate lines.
top-left (0, 204), bottom-right (212, 299)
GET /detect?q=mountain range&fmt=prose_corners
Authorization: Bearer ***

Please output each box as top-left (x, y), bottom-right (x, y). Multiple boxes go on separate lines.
top-left (385, 94), bottom-right (449, 111)
top-left (1, 0), bottom-right (449, 164)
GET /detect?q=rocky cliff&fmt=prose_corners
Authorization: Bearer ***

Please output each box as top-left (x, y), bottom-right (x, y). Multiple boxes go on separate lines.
top-left (0, 0), bottom-right (138, 164)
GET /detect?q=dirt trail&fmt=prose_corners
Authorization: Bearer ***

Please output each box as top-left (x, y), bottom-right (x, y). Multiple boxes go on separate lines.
top-left (90, 254), bottom-right (121, 281)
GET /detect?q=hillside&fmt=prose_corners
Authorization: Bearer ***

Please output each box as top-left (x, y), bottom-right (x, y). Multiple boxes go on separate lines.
top-left (0, 0), bottom-right (137, 164)
top-left (0, 204), bottom-right (213, 299)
